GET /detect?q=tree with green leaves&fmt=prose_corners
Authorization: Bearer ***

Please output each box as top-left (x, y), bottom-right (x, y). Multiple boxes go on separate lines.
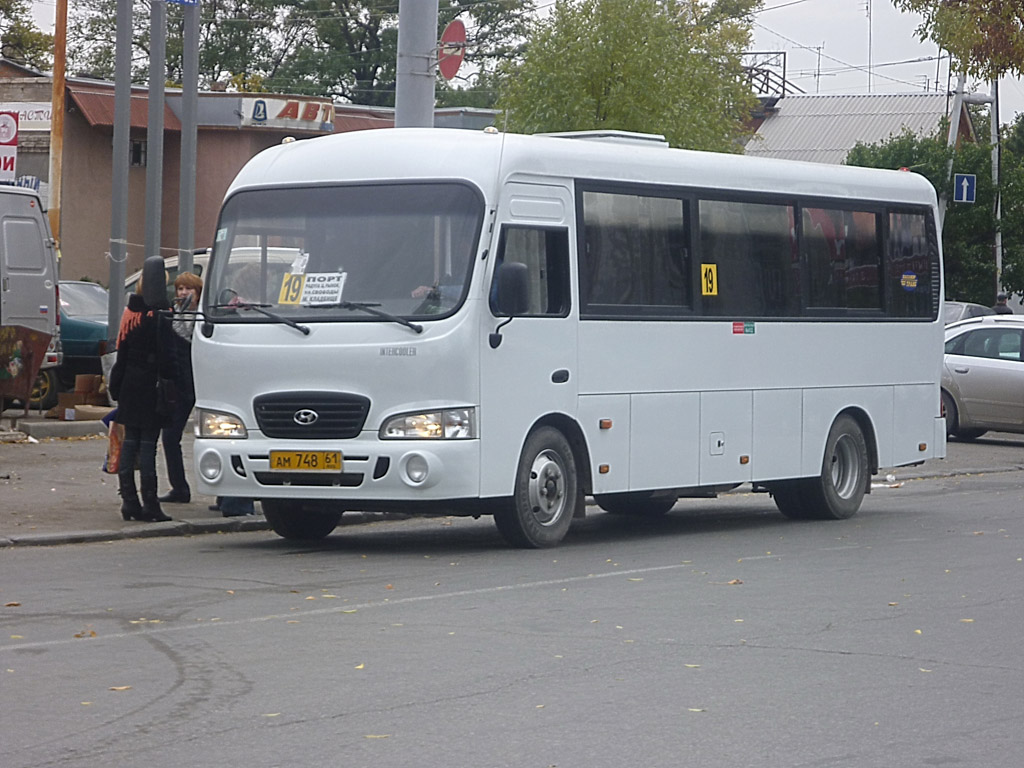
top-left (845, 115), bottom-right (1024, 304)
top-left (67, 0), bottom-right (532, 105)
top-left (893, 0), bottom-right (1024, 80)
top-left (495, 0), bottom-right (759, 151)
top-left (0, 0), bottom-right (53, 71)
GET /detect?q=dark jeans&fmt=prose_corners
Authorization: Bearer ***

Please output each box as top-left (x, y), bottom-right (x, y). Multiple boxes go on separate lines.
top-left (119, 425), bottom-right (160, 500)
top-left (160, 395), bottom-right (195, 494)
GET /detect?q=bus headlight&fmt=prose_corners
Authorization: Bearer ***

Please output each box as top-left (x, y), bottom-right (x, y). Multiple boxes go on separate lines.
top-left (198, 409), bottom-right (248, 438)
top-left (380, 408), bottom-right (476, 439)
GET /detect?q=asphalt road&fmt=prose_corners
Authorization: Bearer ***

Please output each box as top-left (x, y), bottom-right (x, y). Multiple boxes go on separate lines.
top-left (2, 447), bottom-right (1022, 767)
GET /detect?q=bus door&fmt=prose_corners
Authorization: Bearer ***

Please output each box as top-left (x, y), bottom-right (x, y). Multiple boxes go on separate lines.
top-left (479, 184), bottom-right (577, 498)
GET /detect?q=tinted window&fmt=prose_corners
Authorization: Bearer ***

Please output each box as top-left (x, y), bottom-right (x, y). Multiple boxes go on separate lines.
top-left (699, 199), bottom-right (798, 317)
top-left (581, 190), bottom-right (690, 315)
top-left (951, 328), bottom-right (1024, 361)
top-left (889, 211), bottom-right (939, 318)
top-left (491, 227), bottom-right (570, 317)
top-left (803, 208), bottom-right (882, 311)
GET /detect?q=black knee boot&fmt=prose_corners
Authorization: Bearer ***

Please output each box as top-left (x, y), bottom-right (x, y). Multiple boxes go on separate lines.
top-left (118, 435), bottom-right (143, 521)
top-left (140, 471), bottom-right (172, 522)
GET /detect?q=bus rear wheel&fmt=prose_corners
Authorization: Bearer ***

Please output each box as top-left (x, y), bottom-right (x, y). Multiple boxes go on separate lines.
top-left (773, 414), bottom-right (868, 521)
top-left (261, 499), bottom-right (342, 540)
top-left (494, 426), bottom-right (580, 548)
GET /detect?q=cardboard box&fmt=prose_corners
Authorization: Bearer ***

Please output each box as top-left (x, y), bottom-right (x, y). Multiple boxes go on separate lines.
top-left (74, 374), bottom-right (103, 393)
top-left (57, 392), bottom-right (91, 419)
top-left (73, 404), bottom-right (114, 421)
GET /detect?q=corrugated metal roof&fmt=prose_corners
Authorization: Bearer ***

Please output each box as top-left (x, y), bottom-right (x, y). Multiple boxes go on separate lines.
top-left (744, 93), bottom-right (955, 165)
top-left (69, 86), bottom-right (181, 131)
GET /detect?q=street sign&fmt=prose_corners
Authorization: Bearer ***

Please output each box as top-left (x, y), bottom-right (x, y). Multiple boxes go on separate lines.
top-left (438, 20), bottom-right (466, 81)
top-left (0, 111), bottom-right (18, 182)
top-left (953, 173), bottom-right (976, 204)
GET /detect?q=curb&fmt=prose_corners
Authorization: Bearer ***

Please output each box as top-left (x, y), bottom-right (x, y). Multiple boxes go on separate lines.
top-left (0, 516), bottom-right (271, 548)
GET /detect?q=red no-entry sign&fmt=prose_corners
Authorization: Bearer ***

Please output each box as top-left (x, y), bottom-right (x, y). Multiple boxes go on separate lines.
top-left (438, 20), bottom-right (466, 81)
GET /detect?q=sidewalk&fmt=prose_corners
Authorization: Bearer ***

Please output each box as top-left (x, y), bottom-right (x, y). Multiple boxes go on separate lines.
top-left (3, 410), bottom-right (1023, 548)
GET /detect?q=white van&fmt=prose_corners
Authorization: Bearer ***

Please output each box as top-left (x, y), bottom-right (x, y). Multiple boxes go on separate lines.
top-left (0, 186), bottom-right (59, 410)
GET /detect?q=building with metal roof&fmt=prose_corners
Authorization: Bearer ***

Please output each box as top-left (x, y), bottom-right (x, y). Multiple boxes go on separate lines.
top-left (744, 93), bottom-right (975, 165)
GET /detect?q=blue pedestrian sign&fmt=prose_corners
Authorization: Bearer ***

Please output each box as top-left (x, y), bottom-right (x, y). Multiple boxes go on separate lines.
top-left (953, 173), bottom-right (976, 204)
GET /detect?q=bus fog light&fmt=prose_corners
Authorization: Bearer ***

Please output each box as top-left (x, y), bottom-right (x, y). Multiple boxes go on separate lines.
top-left (199, 451), bottom-right (223, 482)
top-left (399, 451), bottom-right (441, 488)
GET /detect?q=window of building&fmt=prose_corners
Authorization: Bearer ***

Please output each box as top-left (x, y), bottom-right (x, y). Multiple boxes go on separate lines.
top-left (130, 140), bottom-right (147, 168)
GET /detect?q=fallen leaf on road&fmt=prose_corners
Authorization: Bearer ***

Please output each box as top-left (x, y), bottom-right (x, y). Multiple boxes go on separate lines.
top-left (4, 602), bottom-right (20, 608)
top-left (108, 686), bottom-right (132, 691)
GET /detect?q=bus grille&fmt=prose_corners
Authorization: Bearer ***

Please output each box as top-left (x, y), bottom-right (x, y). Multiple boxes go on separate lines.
top-left (253, 392), bottom-right (370, 439)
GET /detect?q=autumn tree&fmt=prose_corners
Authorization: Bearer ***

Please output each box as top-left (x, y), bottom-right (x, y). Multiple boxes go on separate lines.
top-left (495, 0), bottom-right (760, 152)
top-left (892, 0), bottom-right (1024, 80)
top-left (0, 0), bottom-right (53, 71)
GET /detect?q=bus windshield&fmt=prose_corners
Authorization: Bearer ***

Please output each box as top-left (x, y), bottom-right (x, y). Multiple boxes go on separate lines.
top-left (205, 182), bottom-right (484, 321)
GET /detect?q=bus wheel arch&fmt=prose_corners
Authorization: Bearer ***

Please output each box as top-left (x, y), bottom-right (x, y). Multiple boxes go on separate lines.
top-left (493, 420), bottom-right (585, 548)
top-left (773, 409), bottom-right (872, 521)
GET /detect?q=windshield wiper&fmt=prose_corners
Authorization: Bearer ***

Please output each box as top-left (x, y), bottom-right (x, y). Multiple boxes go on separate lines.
top-left (211, 294), bottom-right (310, 335)
top-left (333, 301), bottom-right (423, 334)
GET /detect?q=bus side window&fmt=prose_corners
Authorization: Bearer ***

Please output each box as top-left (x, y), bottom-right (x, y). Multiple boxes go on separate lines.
top-left (490, 227), bottom-right (570, 317)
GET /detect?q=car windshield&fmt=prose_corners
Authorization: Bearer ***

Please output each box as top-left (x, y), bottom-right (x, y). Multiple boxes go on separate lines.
top-left (60, 282), bottom-right (109, 316)
top-left (205, 183), bottom-right (484, 323)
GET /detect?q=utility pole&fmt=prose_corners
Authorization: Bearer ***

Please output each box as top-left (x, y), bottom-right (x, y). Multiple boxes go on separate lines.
top-left (47, 0), bottom-right (67, 248)
top-left (107, 0), bottom-right (133, 343)
top-left (144, 0), bottom-right (167, 265)
top-left (394, 0), bottom-right (439, 128)
top-left (178, 1), bottom-right (199, 275)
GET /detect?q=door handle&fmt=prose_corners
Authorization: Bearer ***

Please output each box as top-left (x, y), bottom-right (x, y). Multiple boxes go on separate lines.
top-left (954, 367), bottom-right (969, 374)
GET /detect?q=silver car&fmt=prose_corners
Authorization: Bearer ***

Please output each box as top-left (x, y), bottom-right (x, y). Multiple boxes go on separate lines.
top-left (943, 300), bottom-right (995, 324)
top-left (942, 315), bottom-right (1024, 439)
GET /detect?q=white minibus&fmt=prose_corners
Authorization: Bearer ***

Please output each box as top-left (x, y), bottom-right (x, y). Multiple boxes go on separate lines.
top-left (192, 128), bottom-right (946, 547)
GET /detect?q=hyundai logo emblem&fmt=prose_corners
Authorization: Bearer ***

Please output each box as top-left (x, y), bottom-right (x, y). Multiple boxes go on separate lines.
top-left (293, 409), bottom-right (319, 425)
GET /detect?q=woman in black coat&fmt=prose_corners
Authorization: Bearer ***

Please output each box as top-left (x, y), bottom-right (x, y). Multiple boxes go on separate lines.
top-left (108, 286), bottom-right (177, 522)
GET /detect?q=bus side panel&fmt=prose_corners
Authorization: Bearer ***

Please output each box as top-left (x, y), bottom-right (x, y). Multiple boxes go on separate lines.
top-left (698, 390), bottom-right (753, 486)
top-left (801, 386), bottom-right (894, 476)
top-left (629, 392), bottom-right (700, 491)
top-left (578, 394), bottom-right (631, 495)
top-left (894, 383), bottom-right (944, 465)
top-left (751, 388), bottom-right (804, 482)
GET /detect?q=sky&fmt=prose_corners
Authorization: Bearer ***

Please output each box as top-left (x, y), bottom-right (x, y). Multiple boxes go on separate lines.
top-left (28, 0), bottom-right (1024, 125)
top-left (752, 0), bottom-right (1023, 125)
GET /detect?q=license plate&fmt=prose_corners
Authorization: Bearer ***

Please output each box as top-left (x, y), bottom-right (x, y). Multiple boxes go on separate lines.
top-left (268, 450), bottom-right (342, 472)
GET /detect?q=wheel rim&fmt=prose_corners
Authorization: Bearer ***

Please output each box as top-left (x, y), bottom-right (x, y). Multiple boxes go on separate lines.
top-left (829, 434), bottom-right (862, 500)
top-left (527, 449), bottom-right (568, 527)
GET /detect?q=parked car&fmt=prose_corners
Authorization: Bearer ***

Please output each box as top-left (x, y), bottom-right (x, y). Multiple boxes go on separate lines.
top-left (944, 300), bottom-right (995, 325)
top-left (942, 314), bottom-right (1024, 439)
top-left (124, 249), bottom-right (208, 300)
top-left (56, 280), bottom-right (110, 385)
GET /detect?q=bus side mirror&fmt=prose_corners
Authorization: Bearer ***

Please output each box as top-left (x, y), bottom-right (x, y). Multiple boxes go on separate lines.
top-left (142, 256), bottom-right (170, 310)
top-left (495, 261), bottom-right (529, 316)
top-left (490, 262), bottom-right (529, 349)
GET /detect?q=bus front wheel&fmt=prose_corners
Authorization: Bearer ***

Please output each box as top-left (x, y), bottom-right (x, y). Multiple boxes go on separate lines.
top-left (494, 426), bottom-right (580, 548)
top-left (261, 499), bottom-right (342, 540)
top-left (773, 414), bottom-right (868, 521)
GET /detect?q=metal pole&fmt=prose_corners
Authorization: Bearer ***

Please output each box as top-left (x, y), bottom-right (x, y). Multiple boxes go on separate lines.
top-left (394, 0), bottom-right (438, 128)
top-left (107, 0), bottom-right (133, 344)
top-left (47, 0), bottom-right (67, 246)
top-left (144, 0), bottom-right (167, 264)
top-left (939, 73), bottom-right (966, 231)
top-left (992, 79), bottom-right (1002, 295)
top-left (178, 2), bottom-right (199, 275)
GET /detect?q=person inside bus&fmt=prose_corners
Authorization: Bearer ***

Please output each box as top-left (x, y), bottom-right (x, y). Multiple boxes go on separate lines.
top-left (108, 277), bottom-right (177, 523)
top-left (159, 272), bottom-right (203, 504)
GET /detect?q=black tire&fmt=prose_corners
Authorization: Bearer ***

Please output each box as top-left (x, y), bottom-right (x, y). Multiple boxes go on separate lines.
top-left (261, 498), bottom-right (342, 540)
top-left (941, 390), bottom-right (958, 437)
top-left (799, 414), bottom-right (869, 520)
top-left (30, 368), bottom-right (60, 411)
top-left (494, 426), bottom-right (580, 548)
top-left (953, 428), bottom-right (987, 441)
top-left (596, 491), bottom-right (677, 517)
top-left (770, 480), bottom-right (812, 520)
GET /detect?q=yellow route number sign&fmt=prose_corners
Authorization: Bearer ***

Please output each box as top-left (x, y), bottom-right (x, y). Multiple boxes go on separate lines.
top-left (278, 274), bottom-right (304, 305)
top-left (701, 264), bottom-right (718, 296)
